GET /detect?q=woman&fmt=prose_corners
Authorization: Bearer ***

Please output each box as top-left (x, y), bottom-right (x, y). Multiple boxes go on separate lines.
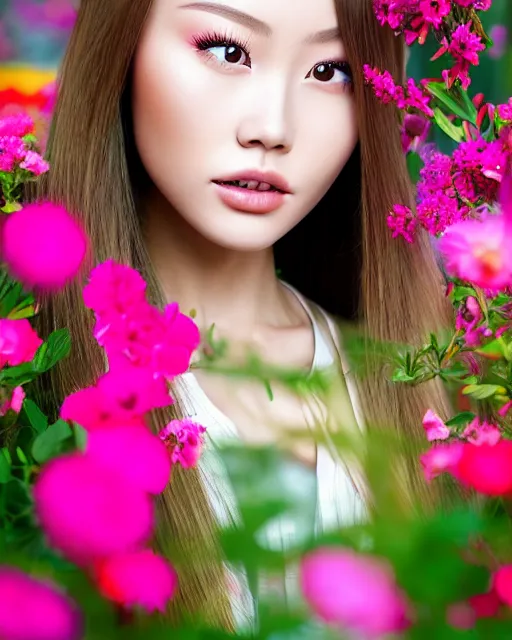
top-left (32, 0), bottom-right (451, 630)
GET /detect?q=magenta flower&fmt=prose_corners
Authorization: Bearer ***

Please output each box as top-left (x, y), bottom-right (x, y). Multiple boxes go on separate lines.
top-left (457, 440), bottom-right (512, 496)
top-left (87, 424), bottom-right (171, 494)
top-left (455, 296), bottom-right (484, 347)
top-left (488, 25), bottom-right (508, 60)
top-left (82, 259), bottom-right (148, 320)
top-left (300, 547), bottom-right (410, 638)
top-left (34, 453), bottom-right (154, 565)
top-left (401, 113), bottom-right (431, 153)
top-left (373, 0), bottom-right (410, 30)
top-left (422, 409), bottom-right (450, 441)
top-left (0, 136), bottom-right (27, 172)
top-left (159, 418), bottom-right (207, 468)
top-left (61, 364), bottom-right (171, 430)
top-left (0, 567), bottom-right (82, 640)
top-left (462, 418), bottom-right (501, 446)
top-left (0, 386), bottom-right (25, 417)
top-left (19, 150), bottom-right (50, 176)
top-left (438, 215), bottom-right (512, 292)
top-left (387, 204), bottom-right (417, 243)
top-left (418, 0), bottom-right (451, 29)
top-left (2, 203), bottom-right (88, 292)
top-left (497, 99), bottom-right (512, 123)
top-left (0, 319), bottom-right (43, 368)
top-left (94, 550), bottom-right (178, 613)
top-left (0, 114), bottom-right (34, 138)
top-left (420, 442), bottom-right (464, 482)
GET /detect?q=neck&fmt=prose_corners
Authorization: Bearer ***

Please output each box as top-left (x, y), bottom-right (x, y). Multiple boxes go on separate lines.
top-left (143, 190), bottom-right (298, 336)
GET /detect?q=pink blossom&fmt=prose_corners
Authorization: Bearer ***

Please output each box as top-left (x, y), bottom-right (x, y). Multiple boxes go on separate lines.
top-left (456, 296), bottom-right (483, 347)
top-left (436, 23), bottom-right (486, 89)
top-left (19, 150), bottom-right (49, 176)
top-left (0, 135), bottom-right (27, 172)
top-left (452, 139), bottom-right (501, 203)
top-left (437, 215), bottom-right (512, 292)
top-left (82, 259), bottom-right (147, 319)
top-left (493, 566), bottom-right (512, 606)
top-left (457, 440), bottom-right (512, 496)
top-left (159, 418), bottom-right (207, 468)
top-left (462, 418), bottom-right (501, 446)
top-left (0, 386), bottom-right (25, 416)
top-left (488, 25), bottom-right (508, 60)
top-left (0, 114), bottom-right (34, 138)
top-left (94, 550), bottom-right (178, 613)
top-left (446, 602), bottom-right (476, 630)
top-left (420, 442), bottom-right (464, 482)
top-left (468, 590), bottom-right (501, 618)
top-left (61, 364), bottom-right (171, 430)
top-left (418, 0), bottom-right (451, 29)
top-left (34, 453), bottom-right (154, 565)
top-left (2, 203), bottom-right (88, 292)
top-left (387, 204), bottom-right (417, 243)
top-left (300, 547), bottom-right (410, 639)
top-left (497, 99), bottom-right (512, 123)
top-left (401, 113), bottom-right (431, 154)
top-left (422, 409), bottom-right (450, 441)
top-left (373, 0), bottom-right (411, 30)
top-left (87, 425), bottom-right (171, 494)
top-left (0, 566), bottom-right (82, 640)
top-left (94, 299), bottom-right (200, 380)
top-left (0, 319), bottom-right (43, 368)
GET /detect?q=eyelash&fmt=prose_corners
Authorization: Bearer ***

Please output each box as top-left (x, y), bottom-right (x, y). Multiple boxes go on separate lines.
top-left (191, 29), bottom-right (353, 88)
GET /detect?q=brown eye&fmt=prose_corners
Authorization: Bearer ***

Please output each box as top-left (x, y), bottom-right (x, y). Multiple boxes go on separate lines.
top-left (208, 44), bottom-right (250, 67)
top-left (313, 64), bottom-right (336, 82)
top-left (309, 61), bottom-right (353, 86)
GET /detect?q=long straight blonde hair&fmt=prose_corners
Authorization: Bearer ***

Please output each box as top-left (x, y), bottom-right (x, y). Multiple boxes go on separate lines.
top-left (30, 0), bottom-right (451, 627)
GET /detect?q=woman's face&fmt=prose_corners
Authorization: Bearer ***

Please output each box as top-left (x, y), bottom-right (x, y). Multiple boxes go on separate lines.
top-left (132, 0), bottom-right (358, 252)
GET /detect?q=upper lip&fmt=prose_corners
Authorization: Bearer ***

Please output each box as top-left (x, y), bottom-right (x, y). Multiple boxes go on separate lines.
top-left (213, 170), bottom-right (292, 194)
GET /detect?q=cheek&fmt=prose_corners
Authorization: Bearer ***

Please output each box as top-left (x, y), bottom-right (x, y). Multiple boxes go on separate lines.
top-left (131, 36), bottom-right (211, 177)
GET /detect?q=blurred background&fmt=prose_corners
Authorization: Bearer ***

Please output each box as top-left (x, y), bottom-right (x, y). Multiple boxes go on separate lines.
top-left (0, 0), bottom-right (511, 141)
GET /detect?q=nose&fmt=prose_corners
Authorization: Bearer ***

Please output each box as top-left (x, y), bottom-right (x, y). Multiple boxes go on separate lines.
top-left (236, 77), bottom-right (294, 154)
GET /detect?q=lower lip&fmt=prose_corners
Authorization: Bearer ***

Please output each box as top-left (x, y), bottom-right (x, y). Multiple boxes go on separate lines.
top-left (213, 182), bottom-right (287, 214)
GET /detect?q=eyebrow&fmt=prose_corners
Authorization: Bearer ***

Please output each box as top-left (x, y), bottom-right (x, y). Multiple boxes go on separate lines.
top-left (179, 2), bottom-right (341, 44)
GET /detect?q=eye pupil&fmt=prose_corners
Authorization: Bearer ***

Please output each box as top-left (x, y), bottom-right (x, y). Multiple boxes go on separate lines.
top-left (225, 45), bottom-right (243, 64)
top-left (313, 64), bottom-right (335, 82)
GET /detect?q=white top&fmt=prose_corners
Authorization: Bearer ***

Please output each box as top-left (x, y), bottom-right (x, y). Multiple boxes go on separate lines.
top-left (175, 283), bottom-right (365, 629)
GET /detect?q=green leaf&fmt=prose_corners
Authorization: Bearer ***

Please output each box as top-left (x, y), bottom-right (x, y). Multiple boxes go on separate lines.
top-left (0, 281), bottom-right (26, 317)
top-left (0, 362), bottom-right (36, 386)
top-left (433, 108), bottom-right (464, 142)
top-left (0, 449), bottom-right (11, 483)
top-left (462, 384), bottom-right (505, 400)
top-left (31, 419), bottom-right (73, 464)
top-left (426, 81), bottom-right (477, 125)
top-left (33, 329), bottom-right (71, 373)
top-left (406, 151), bottom-right (424, 183)
top-left (450, 285), bottom-right (476, 302)
top-left (475, 340), bottom-right (506, 360)
top-left (445, 412), bottom-right (476, 427)
top-left (22, 399), bottom-right (48, 435)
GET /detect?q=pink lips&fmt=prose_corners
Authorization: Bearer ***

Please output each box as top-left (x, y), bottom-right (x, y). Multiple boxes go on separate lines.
top-left (212, 170), bottom-right (291, 215)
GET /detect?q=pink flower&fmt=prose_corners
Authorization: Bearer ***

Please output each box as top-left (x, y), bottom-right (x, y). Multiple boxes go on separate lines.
top-left (497, 99), bottom-right (512, 123)
top-left (87, 425), bottom-right (171, 494)
top-left (19, 150), bottom-right (49, 176)
top-left (2, 203), bottom-right (88, 292)
top-left (401, 113), bottom-right (431, 154)
top-left (95, 300), bottom-right (200, 380)
top-left (488, 25), bottom-right (508, 60)
top-left (456, 296), bottom-right (483, 347)
top-left (418, 0), bottom-right (451, 29)
top-left (34, 453), bottom-right (154, 565)
top-left (300, 547), bottom-right (410, 639)
top-left (457, 441), bottom-right (512, 496)
top-left (94, 550), bottom-right (178, 613)
top-left (462, 418), bottom-right (501, 446)
top-left (82, 259), bottom-right (147, 320)
top-left (0, 114), bottom-right (34, 138)
top-left (0, 386), bottom-right (25, 416)
top-left (493, 566), bottom-right (512, 606)
top-left (387, 204), bottom-right (417, 243)
top-left (0, 135), bottom-right (27, 172)
top-left (437, 215), bottom-right (512, 292)
top-left (446, 602), bottom-right (476, 630)
top-left (60, 364), bottom-right (171, 430)
top-left (420, 442), bottom-right (464, 482)
top-left (0, 566), bottom-right (82, 640)
top-left (468, 590), bottom-right (501, 618)
top-left (422, 409), bottom-right (450, 441)
top-left (0, 319), bottom-right (43, 368)
top-left (159, 418), bottom-right (207, 468)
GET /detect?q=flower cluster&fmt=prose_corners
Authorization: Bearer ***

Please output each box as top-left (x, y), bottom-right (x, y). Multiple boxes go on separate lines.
top-left (0, 114), bottom-right (49, 209)
top-left (373, 1), bottom-right (491, 88)
top-left (363, 65), bottom-right (434, 117)
top-left (33, 259), bottom-right (207, 613)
